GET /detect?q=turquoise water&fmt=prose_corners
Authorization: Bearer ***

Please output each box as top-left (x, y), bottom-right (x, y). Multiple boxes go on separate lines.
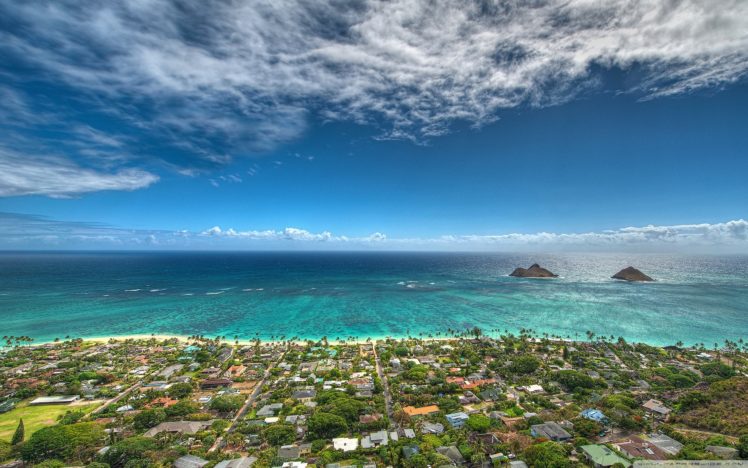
top-left (1, 252), bottom-right (747, 346)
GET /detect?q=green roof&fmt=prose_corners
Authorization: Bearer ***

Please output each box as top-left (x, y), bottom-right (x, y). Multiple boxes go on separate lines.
top-left (581, 444), bottom-right (631, 467)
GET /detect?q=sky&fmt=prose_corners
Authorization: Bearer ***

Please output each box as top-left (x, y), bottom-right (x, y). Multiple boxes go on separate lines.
top-left (0, 0), bottom-right (747, 251)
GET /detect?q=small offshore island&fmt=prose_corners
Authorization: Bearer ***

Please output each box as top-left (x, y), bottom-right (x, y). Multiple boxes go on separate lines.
top-left (612, 267), bottom-right (655, 282)
top-left (1, 331), bottom-right (747, 467)
top-left (509, 264), bottom-right (558, 278)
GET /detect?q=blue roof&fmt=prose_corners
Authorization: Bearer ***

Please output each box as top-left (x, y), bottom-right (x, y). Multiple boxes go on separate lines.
top-left (580, 408), bottom-right (607, 422)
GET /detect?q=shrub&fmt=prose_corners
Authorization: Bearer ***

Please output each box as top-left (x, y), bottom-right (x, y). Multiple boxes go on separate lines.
top-left (133, 408), bottom-right (166, 430)
top-left (264, 424), bottom-right (296, 446)
top-left (308, 412), bottom-right (348, 439)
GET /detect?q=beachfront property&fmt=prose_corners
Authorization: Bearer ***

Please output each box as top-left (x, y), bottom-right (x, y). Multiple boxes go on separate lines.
top-left (0, 333), bottom-right (746, 467)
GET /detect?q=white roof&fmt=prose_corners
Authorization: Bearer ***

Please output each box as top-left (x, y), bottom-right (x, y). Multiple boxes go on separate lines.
top-left (333, 437), bottom-right (359, 452)
top-left (30, 395), bottom-right (80, 404)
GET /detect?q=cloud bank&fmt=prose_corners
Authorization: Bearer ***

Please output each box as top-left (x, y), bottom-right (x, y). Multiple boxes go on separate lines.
top-left (1, 0), bottom-right (747, 195)
top-left (1, 213), bottom-right (746, 252)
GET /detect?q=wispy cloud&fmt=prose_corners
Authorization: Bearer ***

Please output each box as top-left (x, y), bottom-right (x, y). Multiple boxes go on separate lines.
top-left (0, 147), bottom-right (158, 197)
top-left (1, 213), bottom-right (746, 252)
top-left (0, 0), bottom-right (746, 196)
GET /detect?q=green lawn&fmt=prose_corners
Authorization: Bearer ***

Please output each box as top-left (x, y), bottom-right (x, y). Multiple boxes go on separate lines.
top-left (0, 400), bottom-right (100, 442)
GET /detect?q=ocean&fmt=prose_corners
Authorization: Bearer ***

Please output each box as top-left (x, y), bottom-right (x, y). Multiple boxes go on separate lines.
top-left (1, 251), bottom-right (746, 346)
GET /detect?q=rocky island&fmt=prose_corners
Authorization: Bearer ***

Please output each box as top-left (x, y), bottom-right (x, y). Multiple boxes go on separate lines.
top-left (509, 263), bottom-right (558, 278)
top-left (612, 266), bottom-right (654, 282)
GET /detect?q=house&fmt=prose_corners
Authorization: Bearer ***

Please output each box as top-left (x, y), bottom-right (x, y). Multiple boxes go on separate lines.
top-left (361, 430), bottom-right (388, 448)
top-left (226, 365), bottom-right (246, 378)
top-left (257, 403), bottom-right (283, 417)
top-left (29, 395), bottom-right (80, 405)
top-left (201, 378), bottom-right (233, 389)
top-left (525, 384), bottom-right (544, 394)
top-left (706, 446), bottom-right (739, 460)
top-left (278, 445), bottom-right (301, 459)
top-left (403, 405), bottom-right (439, 417)
top-left (479, 387), bottom-right (504, 401)
top-left (580, 408), bottom-right (609, 424)
top-left (580, 444), bottom-right (632, 468)
top-left (215, 457), bottom-right (257, 468)
top-left (421, 422), bottom-right (445, 434)
top-left (642, 399), bottom-right (671, 419)
top-left (530, 422), bottom-right (572, 441)
top-left (145, 420), bottom-right (213, 437)
top-left (402, 445), bottom-right (420, 459)
top-left (142, 380), bottom-right (172, 391)
top-left (446, 411), bottom-right (469, 428)
top-left (402, 428), bottom-right (416, 439)
top-left (158, 364), bottom-right (184, 379)
top-left (614, 436), bottom-right (668, 461)
top-left (333, 437), bottom-right (359, 452)
top-left (292, 389), bottom-right (316, 402)
top-left (279, 463), bottom-right (307, 468)
top-left (436, 446), bottom-right (465, 465)
top-left (641, 433), bottom-right (683, 456)
top-left (459, 391), bottom-right (480, 405)
top-left (174, 455), bottom-right (209, 468)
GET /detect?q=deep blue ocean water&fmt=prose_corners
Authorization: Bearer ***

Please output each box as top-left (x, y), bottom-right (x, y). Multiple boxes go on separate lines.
top-left (1, 251), bottom-right (747, 346)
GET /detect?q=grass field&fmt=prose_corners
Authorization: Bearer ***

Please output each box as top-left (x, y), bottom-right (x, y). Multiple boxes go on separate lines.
top-left (0, 400), bottom-right (100, 442)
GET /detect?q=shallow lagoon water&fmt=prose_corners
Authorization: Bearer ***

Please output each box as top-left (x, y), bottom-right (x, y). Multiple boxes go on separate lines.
top-left (1, 251), bottom-right (746, 346)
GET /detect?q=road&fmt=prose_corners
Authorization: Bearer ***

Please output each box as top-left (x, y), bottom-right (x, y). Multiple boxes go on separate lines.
top-left (209, 345), bottom-right (287, 452)
top-left (372, 342), bottom-right (395, 429)
top-left (90, 380), bottom-right (142, 415)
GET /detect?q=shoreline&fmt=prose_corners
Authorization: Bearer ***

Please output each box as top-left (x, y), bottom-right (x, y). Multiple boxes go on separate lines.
top-left (34, 332), bottom-right (675, 349)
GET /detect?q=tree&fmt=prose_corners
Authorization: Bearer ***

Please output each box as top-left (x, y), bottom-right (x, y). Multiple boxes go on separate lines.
top-left (264, 424), bottom-right (296, 446)
top-left (466, 413), bottom-right (491, 432)
top-left (101, 436), bottom-right (157, 467)
top-left (509, 355), bottom-right (541, 374)
top-left (167, 382), bottom-right (194, 399)
top-left (0, 440), bottom-right (12, 461)
top-left (21, 422), bottom-right (105, 464)
top-left (133, 409), bottom-right (166, 430)
top-left (738, 433), bottom-right (748, 459)
top-left (523, 441), bottom-right (572, 468)
top-left (573, 418), bottom-right (602, 438)
top-left (307, 412), bottom-right (348, 439)
top-left (555, 370), bottom-right (596, 391)
top-left (210, 395), bottom-right (245, 413)
top-left (11, 418), bottom-right (24, 445)
top-left (165, 399), bottom-right (199, 417)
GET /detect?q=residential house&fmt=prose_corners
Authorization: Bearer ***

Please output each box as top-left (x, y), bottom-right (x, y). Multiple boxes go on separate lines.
top-left (436, 446), bottom-right (466, 465)
top-left (581, 445), bottom-right (632, 468)
top-left (614, 436), bottom-right (668, 461)
top-left (145, 420), bottom-right (213, 437)
top-left (215, 457), bottom-right (257, 468)
top-left (421, 421), bottom-right (445, 434)
top-left (403, 405), bottom-right (439, 417)
top-left (361, 430), bottom-right (388, 449)
top-left (530, 422), bottom-right (572, 442)
top-left (174, 455), bottom-right (209, 468)
top-left (292, 389), bottom-right (316, 403)
top-left (580, 408), bottom-right (609, 424)
top-left (446, 411), bottom-right (469, 428)
top-left (641, 433), bottom-right (683, 456)
top-left (642, 399), bottom-right (671, 419)
top-left (332, 437), bottom-right (359, 452)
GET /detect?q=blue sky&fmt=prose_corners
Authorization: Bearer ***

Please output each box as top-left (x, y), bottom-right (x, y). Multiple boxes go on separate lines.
top-left (0, 1), bottom-right (747, 251)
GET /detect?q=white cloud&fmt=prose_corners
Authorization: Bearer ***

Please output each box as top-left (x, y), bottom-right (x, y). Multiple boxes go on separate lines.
top-left (0, 148), bottom-right (159, 197)
top-left (2, 214), bottom-right (747, 251)
top-left (1, 0), bottom-right (746, 153)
